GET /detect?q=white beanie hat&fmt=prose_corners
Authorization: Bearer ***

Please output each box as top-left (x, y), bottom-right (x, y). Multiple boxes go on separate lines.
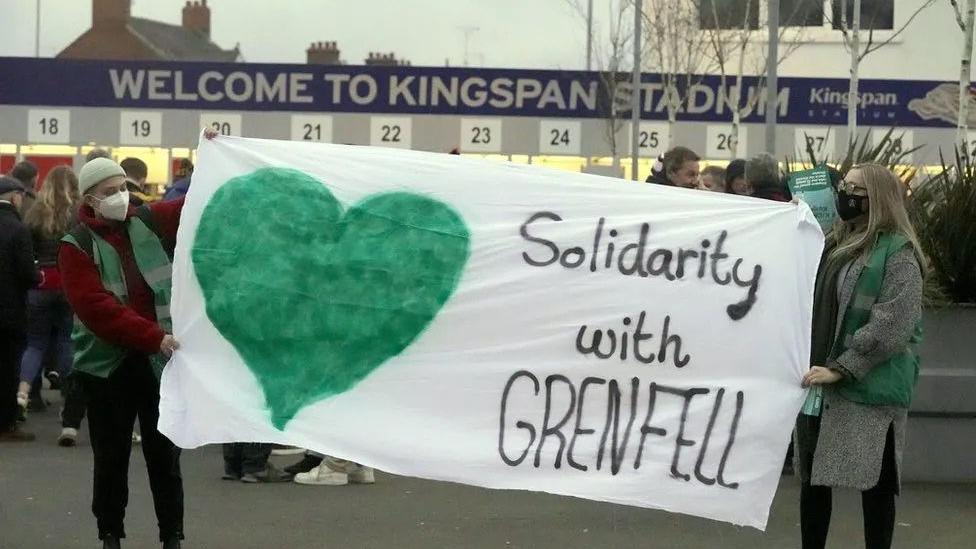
top-left (79, 157), bottom-right (126, 195)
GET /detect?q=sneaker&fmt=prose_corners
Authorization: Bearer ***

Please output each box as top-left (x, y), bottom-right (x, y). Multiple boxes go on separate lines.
top-left (270, 444), bottom-right (305, 456)
top-left (0, 426), bottom-right (36, 442)
top-left (284, 454), bottom-right (323, 475)
top-left (240, 463), bottom-right (293, 483)
top-left (221, 472), bottom-right (240, 481)
top-left (45, 370), bottom-right (61, 391)
top-left (58, 427), bottom-right (78, 447)
top-left (294, 462), bottom-right (349, 486)
top-left (15, 392), bottom-right (28, 420)
top-left (131, 432), bottom-right (142, 444)
top-left (348, 466), bottom-right (376, 485)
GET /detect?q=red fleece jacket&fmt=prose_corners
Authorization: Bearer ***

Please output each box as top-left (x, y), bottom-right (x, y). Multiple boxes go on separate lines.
top-left (59, 198), bottom-right (184, 354)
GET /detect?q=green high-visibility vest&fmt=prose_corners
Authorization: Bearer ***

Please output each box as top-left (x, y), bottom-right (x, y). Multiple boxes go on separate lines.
top-left (833, 232), bottom-right (923, 408)
top-left (61, 216), bottom-right (173, 380)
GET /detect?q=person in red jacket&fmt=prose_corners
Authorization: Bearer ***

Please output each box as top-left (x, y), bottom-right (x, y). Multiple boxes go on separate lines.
top-left (60, 154), bottom-right (188, 549)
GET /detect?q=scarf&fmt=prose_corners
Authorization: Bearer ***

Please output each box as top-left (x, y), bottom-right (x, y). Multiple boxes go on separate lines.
top-left (810, 234), bottom-right (855, 367)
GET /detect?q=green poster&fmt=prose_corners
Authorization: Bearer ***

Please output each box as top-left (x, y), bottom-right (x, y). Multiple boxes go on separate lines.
top-left (787, 167), bottom-right (837, 231)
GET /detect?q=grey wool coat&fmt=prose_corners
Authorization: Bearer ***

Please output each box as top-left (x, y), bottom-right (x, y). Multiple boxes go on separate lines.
top-left (796, 245), bottom-right (924, 491)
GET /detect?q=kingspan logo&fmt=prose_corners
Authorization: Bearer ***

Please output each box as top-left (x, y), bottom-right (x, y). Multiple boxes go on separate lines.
top-left (809, 87), bottom-right (899, 108)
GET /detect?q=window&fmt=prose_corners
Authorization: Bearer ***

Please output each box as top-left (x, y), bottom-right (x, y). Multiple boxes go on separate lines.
top-left (699, 0), bottom-right (761, 30)
top-left (781, 0), bottom-right (826, 27)
top-left (694, 0), bottom-right (897, 34)
top-left (831, 0), bottom-right (894, 30)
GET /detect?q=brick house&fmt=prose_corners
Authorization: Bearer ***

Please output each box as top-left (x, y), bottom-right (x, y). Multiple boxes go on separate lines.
top-left (58, 0), bottom-right (240, 62)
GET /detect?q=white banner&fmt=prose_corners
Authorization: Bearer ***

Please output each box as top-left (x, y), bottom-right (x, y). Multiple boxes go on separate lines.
top-left (159, 136), bottom-right (824, 529)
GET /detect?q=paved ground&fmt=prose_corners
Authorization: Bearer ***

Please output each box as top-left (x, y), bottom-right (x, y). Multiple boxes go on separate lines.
top-left (2, 390), bottom-right (974, 549)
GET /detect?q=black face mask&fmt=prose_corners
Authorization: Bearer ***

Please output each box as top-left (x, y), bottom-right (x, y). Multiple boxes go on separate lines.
top-left (836, 189), bottom-right (868, 221)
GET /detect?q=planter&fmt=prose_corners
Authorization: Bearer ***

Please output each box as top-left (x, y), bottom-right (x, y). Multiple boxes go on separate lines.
top-left (903, 304), bottom-right (976, 482)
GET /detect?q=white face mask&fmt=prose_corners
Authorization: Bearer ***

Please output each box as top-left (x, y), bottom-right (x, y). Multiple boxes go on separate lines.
top-left (95, 190), bottom-right (129, 221)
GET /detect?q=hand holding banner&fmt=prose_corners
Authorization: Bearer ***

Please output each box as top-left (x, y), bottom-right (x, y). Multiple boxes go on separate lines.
top-left (159, 136), bottom-right (824, 529)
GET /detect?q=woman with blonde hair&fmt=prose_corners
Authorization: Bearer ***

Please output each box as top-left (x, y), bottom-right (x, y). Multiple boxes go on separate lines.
top-left (16, 166), bottom-right (83, 444)
top-left (797, 163), bottom-right (926, 549)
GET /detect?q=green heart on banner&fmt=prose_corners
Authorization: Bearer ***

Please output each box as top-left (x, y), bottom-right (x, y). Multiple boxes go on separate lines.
top-left (192, 168), bottom-right (470, 429)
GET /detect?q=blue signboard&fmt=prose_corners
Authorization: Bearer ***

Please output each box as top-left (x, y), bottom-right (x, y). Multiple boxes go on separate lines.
top-left (0, 57), bottom-right (961, 128)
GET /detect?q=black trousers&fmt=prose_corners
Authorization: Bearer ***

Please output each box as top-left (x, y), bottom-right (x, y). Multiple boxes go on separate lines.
top-left (0, 328), bottom-right (26, 431)
top-left (79, 356), bottom-right (184, 542)
top-left (223, 443), bottom-right (272, 476)
top-left (61, 371), bottom-right (88, 429)
top-left (798, 415), bottom-right (898, 549)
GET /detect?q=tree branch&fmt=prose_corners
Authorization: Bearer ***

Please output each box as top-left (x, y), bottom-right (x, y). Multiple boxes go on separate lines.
top-left (641, 0), bottom-right (710, 119)
top-left (839, 0), bottom-right (853, 50)
top-left (861, 26), bottom-right (876, 61)
top-left (950, 0), bottom-right (967, 30)
top-left (862, 0), bottom-right (936, 57)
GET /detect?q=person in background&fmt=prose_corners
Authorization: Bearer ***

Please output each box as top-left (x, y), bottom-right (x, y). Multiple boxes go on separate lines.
top-left (10, 160), bottom-right (57, 412)
top-left (61, 156), bottom-right (188, 549)
top-left (796, 163), bottom-right (925, 549)
top-left (120, 157), bottom-right (151, 206)
top-left (725, 159), bottom-right (752, 196)
top-left (15, 168), bottom-right (80, 443)
top-left (10, 160), bottom-right (39, 213)
top-left (222, 443), bottom-right (293, 483)
top-left (86, 149), bottom-right (112, 162)
top-left (746, 153), bottom-right (791, 202)
top-left (698, 165), bottom-right (727, 192)
top-left (10, 161), bottom-right (38, 191)
top-left (0, 176), bottom-right (40, 442)
top-left (162, 159), bottom-right (194, 202)
top-left (645, 147), bottom-right (701, 189)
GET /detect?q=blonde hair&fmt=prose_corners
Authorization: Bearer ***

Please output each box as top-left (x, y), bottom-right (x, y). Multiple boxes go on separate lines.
top-left (25, 166), bottom-right (80, 239)
top-left (830, 163), bottom-right (927, 274)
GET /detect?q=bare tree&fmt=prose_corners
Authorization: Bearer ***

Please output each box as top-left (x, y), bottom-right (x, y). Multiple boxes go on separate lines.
top-left (698, 1), bottom-right (808, 158)
top-left (833, 0), bottom-right (935, 142)
top-left (565, 0), bottom-right (633, 172)
top-left (950, 0), bottom-right (976, 148)
top-left (701, 1), bottom-right (756, 159)
top-left (642, 0), bottom-right (710, 147)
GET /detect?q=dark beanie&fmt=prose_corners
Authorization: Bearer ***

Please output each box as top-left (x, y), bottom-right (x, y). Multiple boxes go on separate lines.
top-left (0, 175), bottom-right (27, 195)
top-left (726, 159), bottom-right (746, 185)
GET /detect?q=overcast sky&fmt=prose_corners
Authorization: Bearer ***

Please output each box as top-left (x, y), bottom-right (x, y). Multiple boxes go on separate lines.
top-left (0, 0), bottom-right (609, 69)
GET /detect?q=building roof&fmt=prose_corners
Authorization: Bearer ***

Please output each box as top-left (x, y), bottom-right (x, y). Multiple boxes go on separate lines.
top-left (127, 17), bottom-right (239, 62)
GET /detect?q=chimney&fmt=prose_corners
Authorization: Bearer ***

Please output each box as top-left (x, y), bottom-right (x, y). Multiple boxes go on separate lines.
top-left (307, 41), bottom-right (341, 65)
top-left (365, 51), bottom-right (407, 66)
top-left (182, 0), bottom-right (211, 37)
top-left (92, 0), bottom-right (130, 28)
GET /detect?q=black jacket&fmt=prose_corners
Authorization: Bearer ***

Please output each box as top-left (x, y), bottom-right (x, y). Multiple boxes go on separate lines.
top-left (30, 227), bottom-right (63, 268)
top-left (0, 202), bottom-right (40, 331)
top-left (645, 172), bottom-right (675, 186)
